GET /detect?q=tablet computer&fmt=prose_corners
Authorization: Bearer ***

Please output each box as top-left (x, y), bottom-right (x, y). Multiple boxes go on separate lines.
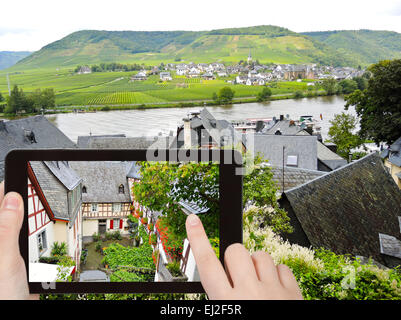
top-left (4, 148), bottom-right (243, 294)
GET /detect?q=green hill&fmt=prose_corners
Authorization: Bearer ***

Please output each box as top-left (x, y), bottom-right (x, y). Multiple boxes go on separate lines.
top-left (14, 25), bottom-right (356, 70)
top-left (302, 29), bottom-right (401, 66)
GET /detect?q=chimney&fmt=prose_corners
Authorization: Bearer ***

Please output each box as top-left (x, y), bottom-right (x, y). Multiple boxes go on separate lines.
top-left (183, 117), bottom-right (192, 149)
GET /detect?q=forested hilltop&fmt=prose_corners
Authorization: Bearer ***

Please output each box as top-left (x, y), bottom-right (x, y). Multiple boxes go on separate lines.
top-left (303, 29), bottom-right (401, 65)
top-left (13, 25), bottom-right (401, 70)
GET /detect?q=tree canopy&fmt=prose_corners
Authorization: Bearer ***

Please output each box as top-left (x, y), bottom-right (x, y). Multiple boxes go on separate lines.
top-left (345, 59), bottom-right (401, 145)
top-left (327, 112), bottom-right (365, 159)
top-left (4, 85), bottom-right (55, 115)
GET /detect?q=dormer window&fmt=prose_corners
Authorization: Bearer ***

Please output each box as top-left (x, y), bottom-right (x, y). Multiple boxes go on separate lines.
top-left (82, 186), bottom-right (87, 193)
top-left (118, 184), bottom-right (124, 194)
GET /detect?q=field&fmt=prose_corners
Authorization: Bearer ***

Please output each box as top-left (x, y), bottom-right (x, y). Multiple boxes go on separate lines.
top-left (0, 67), bottom-right (312, 107)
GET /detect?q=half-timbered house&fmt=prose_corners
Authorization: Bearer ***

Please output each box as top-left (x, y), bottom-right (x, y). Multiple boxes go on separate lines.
top-left (69, 161), bottom-right (132, 241)
top-left (28, 161), bottom-right (83, 274)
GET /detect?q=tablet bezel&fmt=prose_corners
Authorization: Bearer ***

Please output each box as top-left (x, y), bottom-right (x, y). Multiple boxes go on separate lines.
top-left (4, 148), bottom-right (243, 294)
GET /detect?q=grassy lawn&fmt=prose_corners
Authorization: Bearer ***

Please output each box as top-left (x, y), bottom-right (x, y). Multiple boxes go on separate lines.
top-left (81, 237), bottom-right (132, 271)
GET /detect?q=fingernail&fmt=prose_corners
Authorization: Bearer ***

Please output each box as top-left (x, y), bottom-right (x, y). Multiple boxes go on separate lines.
top-left (2, 194), bottom-right (20, 210)
top-left (187, 214), bottom-right (200, 227)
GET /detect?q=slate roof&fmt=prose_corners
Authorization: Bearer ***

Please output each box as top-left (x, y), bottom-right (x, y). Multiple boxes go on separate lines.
top-left (268, 165), bottom-right (326, 191)
top-left (77, 134), bottom-right (126, 148)
top-left (29, 161), bottom-right (82, 222)
top-left (70, 161), bottom-right (131, 203)
top-left (0, 116), bottom-right (76, 181)
top-left (280, 153), bottom-right (401, 264)
top-left (77, 135), bottom-right (161, 149)
top-left (126, 161), bottom-right (141, 180)
top-left (264, 120), bottom-right (305, 135)
top-left (252, 134), bottom-right (318, 170)
top-left (265, 123), bottom-right (347, 171)
top-left (173, 108), bottom-right (245, 149)
top-left (316, 141), bottom-right (348, 170)
top-left (0, 116), bottom-right (75, 156)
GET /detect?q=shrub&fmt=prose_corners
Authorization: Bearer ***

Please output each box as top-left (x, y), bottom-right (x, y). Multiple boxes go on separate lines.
top-left (293, 90), bottom-right (304, 99)
top-left (112, 231), bottom-right (122, 240)
top-left (166, 261), bottom-right (182, 277)
top-left (105, 232), bottom-right (113, 240)
top-left (92, 232), bottom-right (100, 242)
top-left (243, 212), bottom-right (401, 300)
top-left (95, 241), bottom-right (103, 252)
top-left (51, 241), bottom-right (67, 257)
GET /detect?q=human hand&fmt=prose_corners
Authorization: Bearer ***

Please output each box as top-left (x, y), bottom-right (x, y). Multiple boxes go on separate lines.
top-left (0, 181), bottom-right (38, 300)
top-left (185, 214), bottom-right (303, 300)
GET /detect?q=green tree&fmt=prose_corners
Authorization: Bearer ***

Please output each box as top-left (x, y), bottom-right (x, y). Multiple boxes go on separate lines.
top-left (0, 92), bottom-right (4, 103)
top-left (321, 78), bottom-right (338, 95)
top-left (256, 87), bottom-right (272, 102)
top-left (353, 76), bottom-right (368, 91)
top-left (132, 162), bottom-right (219, 240)
top-left (39, 88), bottom-right (56, 110)
top-left (326, 112), bottom-right (365, 159)
top-left (217, 86), bottom-right (235, 104)
top-left (338, 79), bottom-right (358, 94)
top-left (345, 59), bottom-right (401, 145)
top-left (243, 155), bottom-right (293, 235)
top-left (5, 85), bottom-right (33, 114)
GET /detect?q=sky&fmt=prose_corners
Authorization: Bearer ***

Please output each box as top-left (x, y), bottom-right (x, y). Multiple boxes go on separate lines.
top-left (1, 0), bottom-right (401, 51)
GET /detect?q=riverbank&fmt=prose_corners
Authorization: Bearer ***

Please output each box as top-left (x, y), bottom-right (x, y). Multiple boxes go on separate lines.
top-left (0, 91), bottom-right (332, 119)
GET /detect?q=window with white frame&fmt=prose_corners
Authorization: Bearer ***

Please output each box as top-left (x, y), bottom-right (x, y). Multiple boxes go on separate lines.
top-left (112, 203), bottom-right (122, 213)
top-left (91, 203), bottom-right (98, 212)
top-left (114, 219), bottom-right (120, 230)
top-left (37, 230), bottom-right (47, 255)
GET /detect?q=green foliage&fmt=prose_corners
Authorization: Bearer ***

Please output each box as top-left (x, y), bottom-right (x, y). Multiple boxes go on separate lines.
top-left (293, 90), bottom-right (304, 99)
top-left (95, 240), bottom-right (103, 252)
top-left (166, 261), bottom-right (182, 277)
top-left (243, 155), bottom-right (293, 235)
top-left (345, 59), bottom-right (401, 145)
top-left (320, 78), bottom-right (339, 95)
top-left (290, 249), bottom-right (401, 300)
top-left (304, 30), bottom-right (401, 66)
top-left (338, 79), bottom-right (358, 94)
top-left (102, 227), bottom-right (154, 271)
top-left (214, 86), bottom-right (235, 104)
top-left (92, 232), bottom-right (101, 242)
top-left (327, 112), bottom-right (365, 159)
top-left (4, 85), bottom-right (55, 114)
top-left (112, 230), bottom-right (122, 240)
top-left (132, 162), bottom-right (219, 241)
top-left (256, 87), bottom-right (272, 101)
top-left (105, 231), bottom-right (114, 240)
top-left (51, 241), bottom-right (67, 257)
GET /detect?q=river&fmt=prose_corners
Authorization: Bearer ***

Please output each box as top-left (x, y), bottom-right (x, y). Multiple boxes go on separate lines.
top-left (47, 96), bottom-right (354, 143)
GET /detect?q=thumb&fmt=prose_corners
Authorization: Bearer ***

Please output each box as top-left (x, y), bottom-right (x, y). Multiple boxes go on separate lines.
top-left (0, 192), bottom-right (24, 270)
